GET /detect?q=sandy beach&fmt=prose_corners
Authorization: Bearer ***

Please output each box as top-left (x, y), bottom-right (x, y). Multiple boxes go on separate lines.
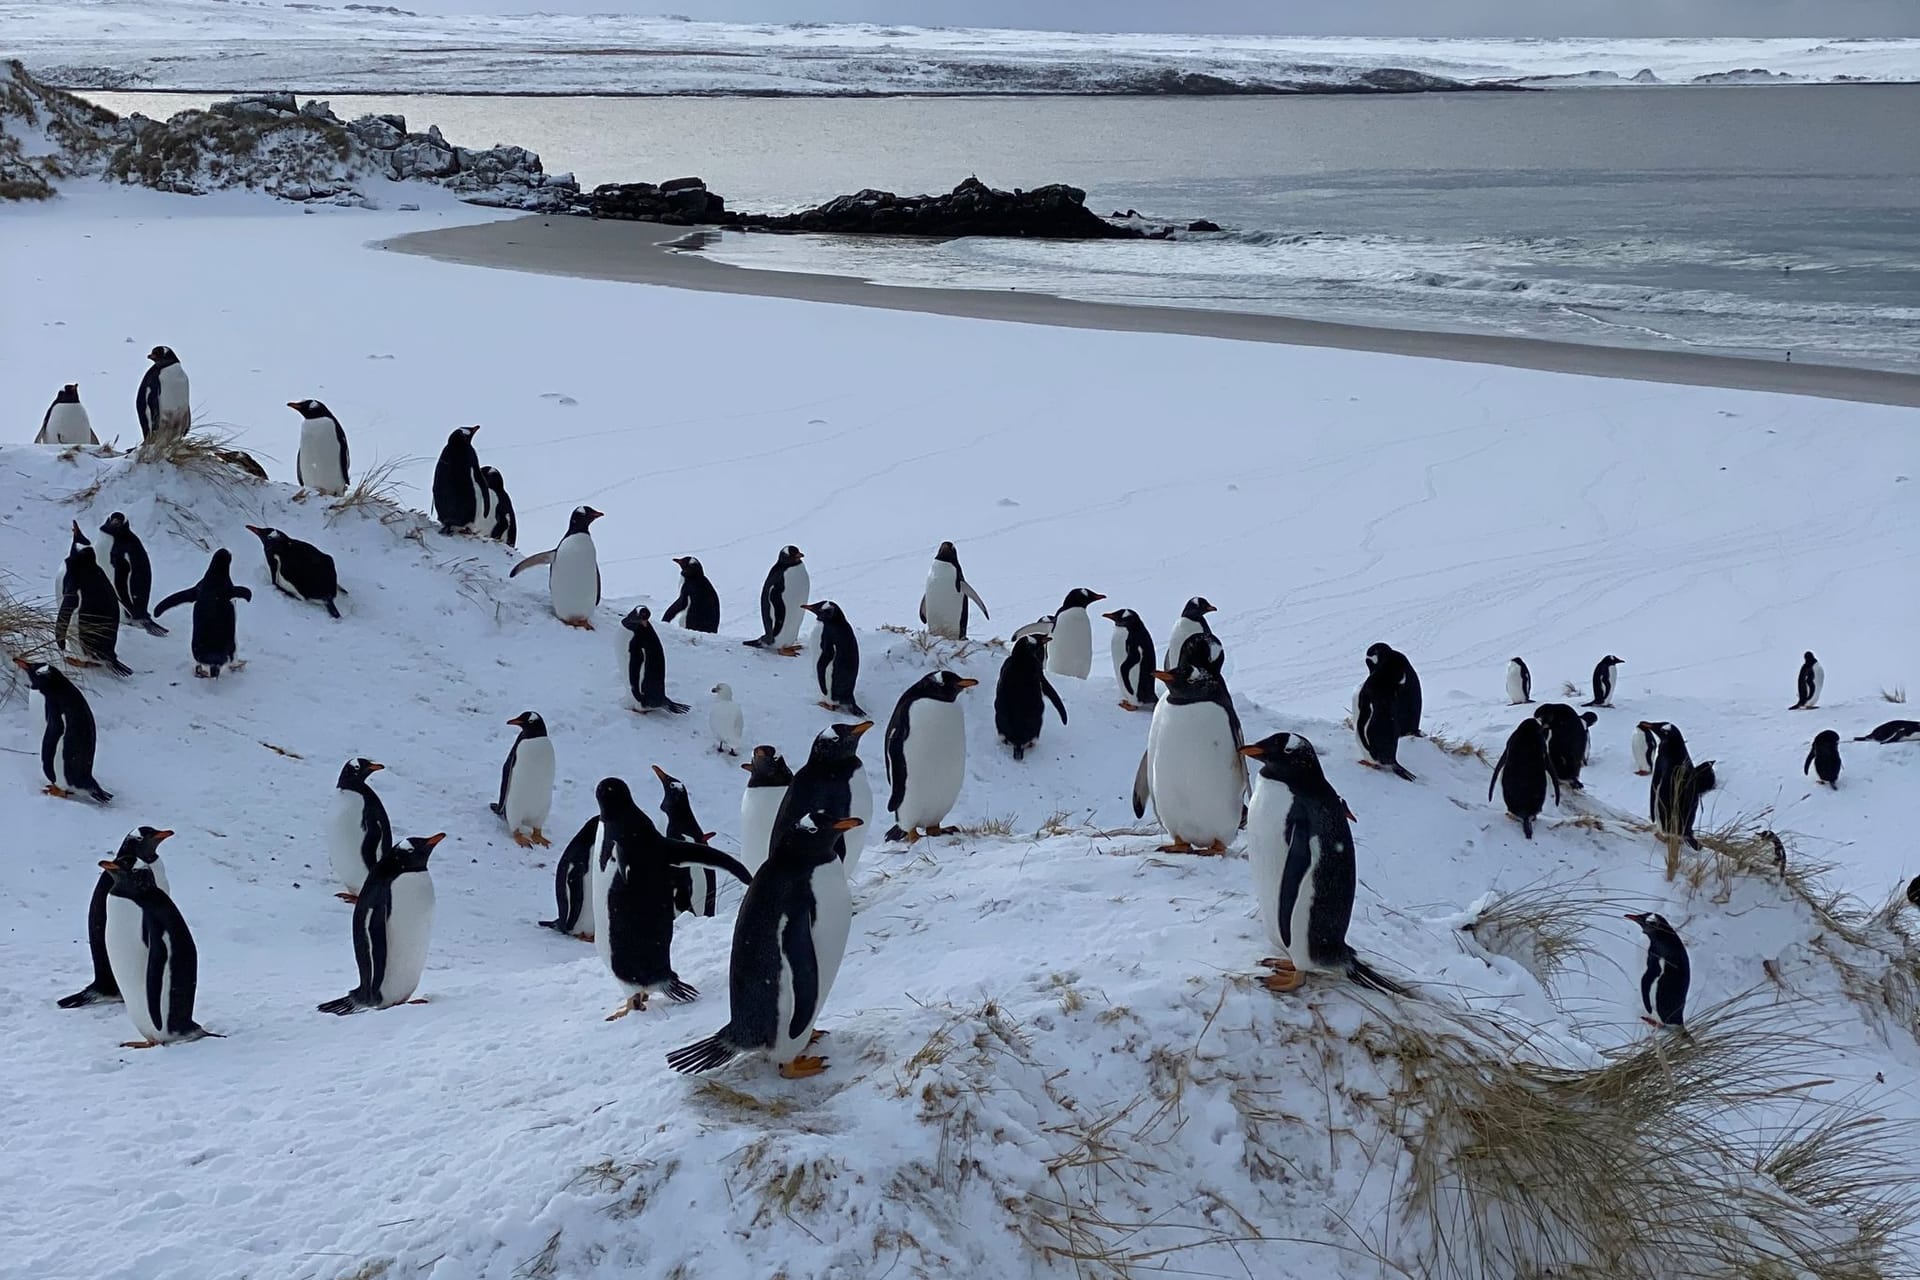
top-left (384, 215), bottom-right (1920, 408)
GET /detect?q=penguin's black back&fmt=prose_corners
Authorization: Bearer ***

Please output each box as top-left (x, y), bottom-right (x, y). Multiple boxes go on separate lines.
top-left (431, 431), bottom-right (482, 528)
top-left (994, 635), bottom-right (1065, 753)
top-left (58, 544), bottom-right (123, 668)
top-left (542, 816), bottom-right (598, 933)
top-left (1490, 719), bottom-right (1556, 836)
top-left (666, 559), bottom-right (720, 633)
top-left (30, 666), bottom-right (105, 792)
top-left (105, 521), bottom-right (155, 617)
top-left (1533, 703), bottom-right (1589, 786)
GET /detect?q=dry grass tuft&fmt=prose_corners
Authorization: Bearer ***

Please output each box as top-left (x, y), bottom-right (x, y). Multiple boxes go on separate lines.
top-left (1882, 685), bottom-right (1907, 705)
top-left (1560, 680), bottom-right (1582, 697)
top-left (327, 454), bottom-right (416, 522)
top-left (952, 814), bottom-right (1015, 838)
top-left (1427, 731), bottom-right (1490, 764)
top-left (1458, 873), bottom-right (1635, 994)
top-left (513, 1228), bottom-right (563, 1280)
top-left (133, 421), bottom-right (268, 492)
top-left (332, 1262), bottom-right (391, 1280)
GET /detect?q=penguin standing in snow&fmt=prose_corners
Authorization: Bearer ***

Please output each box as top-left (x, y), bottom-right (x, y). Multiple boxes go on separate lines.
top-left (152, 549), bottom-right (251, 678)
top-left (286, 399), bottom-right (350, 496)
top-left (245, 525), bottom-right (342, 619)
top-left (1354, 647), bottom-right (1415, 781)
top-left (666, 811), bottom-right (859, 1079)
top-left (920, 541), bottom-right (988, 640)
top-left (594, 777), bottom-right (751, 1019)
top-left (37, 383), bottom-right (96, 445)
top-left (1162, 596), bottom-right (1217, 671)
top-left (328, 757), bottom-right (391, 902)
top-left (540, 815), bottom-right (599, 941)
top-left (995, 632), bottom-right (1067, 761)
top-left (1804, 729), bottom-right (1842, 788)
top-left (1857, 720), bottom-right (1920, 744)
top-left (100, 856), bottom-right (216, 1047)
top-left (96, 513), bottom-right (167, 636)
top-left (56, 522), bottom-right (131, 675)
top-left (1790, 651), bottom-right (1824, 710)
top-left (884, 671), bottom-right (977, 843)
top-left (58, 827), bottom-right (172, 1008)
top-left (1533, 703), bottom-right (1596, 791)
top-left (511, 505), bottom-right (602, 629)
top-left (135, 346), bottom-right (190, 445)
top-left (653, 764), bottom-right (720, 919)
top-left (492, 711), bottom-right (554, 847)
top-left (1104, 608), bottom-right (1159, 712)
top-left (1585, 655), bottom-right (1623, 708)
top-left (1647, 722), bottom-right (1715, 850)
top-left (480, 466), bottom-right (516, 546)
top-left (709, 683), bottom-right (744, 756)
top-left (738, 745), bottom-right (792, 876)
top-left (1367, 642), bottom-right (1422, 737)
top-left (1241, 733), bottom-right (1408, 995)
top-left (745, 545), bottom-right (808, 655)
top-left (431, 425), bottom-right (488, 534)
top-left (776, 722), bottom-right (874, 873)
top-left (1489, 718), bottom-right (1559, 839)
top-left (804, 601), bottom-right (865, 717)
top-left (1133, 632), bottom-right (1248, 853)
top-left (622, 605), bottom-right (688, 713)
top-left (663, 555), bottom-right (719, 633)
top-left (318, 833), bottom-right (442, 1014)
top-left (1625, 912), bottom-right (1689, 1028)
top-left (1631, 720), bottom-right (1667, 776)
top-left (1505, 657), bottom-right (1533, 705)
top-left (15, 658), bottom-right (112, 803)
top-left (1045, 588), bottom-right (1105, 680)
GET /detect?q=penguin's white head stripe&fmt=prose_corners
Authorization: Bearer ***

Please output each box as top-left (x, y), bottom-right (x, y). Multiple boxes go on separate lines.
top-left (797, 814), bottom-right (820, 833)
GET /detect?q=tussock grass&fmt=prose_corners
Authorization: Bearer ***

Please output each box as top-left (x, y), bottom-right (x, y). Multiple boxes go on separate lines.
top-left (1882, 686), bottom-right (1907, 705)
top-left (879, 623), bottom-right (1002, 663)
top-left (951, 814), bottom-right (1015, 838)
top-left (570, 1156), bottom-right (678, 1220)
top-left (133, 421), bottom-right (268, 490)
top-left (1428, 731), bottom-right (1490, 764)
top-left (1, 585), bottom-right (58, 664)
top-left (327, 454), bottom-right (416, 523)
top-left (512, 1228), bottom-right (562, 1279)
top-left (1560, 680), bottom-right (1581, 697)
top-left (1458, 873), bottom-right (1636, 994)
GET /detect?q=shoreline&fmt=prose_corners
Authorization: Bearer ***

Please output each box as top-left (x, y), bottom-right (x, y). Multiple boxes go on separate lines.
top-left (383, 215), bottom-right (1920, 408)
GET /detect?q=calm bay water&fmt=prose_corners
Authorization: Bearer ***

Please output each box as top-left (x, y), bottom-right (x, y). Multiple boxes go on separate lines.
top-left (92, 88), bottom-right (1920, 370)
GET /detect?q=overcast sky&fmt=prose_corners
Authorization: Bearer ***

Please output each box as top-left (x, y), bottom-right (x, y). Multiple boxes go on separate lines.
top-left (403, 0), bottom-right (1920, 36)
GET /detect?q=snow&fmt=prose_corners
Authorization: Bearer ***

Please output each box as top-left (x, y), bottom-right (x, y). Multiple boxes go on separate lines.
top-left (6, 0), bottom-right (1919, 94)
top-left (4, 185), bottom-right (1920, 1277)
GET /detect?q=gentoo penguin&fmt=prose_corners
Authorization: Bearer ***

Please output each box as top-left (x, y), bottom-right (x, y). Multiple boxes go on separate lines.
top-left (1354, 647), bottom-right (1416, 782)
top-left (318, 833), bottom-right (442, 1014)
top-left (776, 721), bottom-right (875, 873)
top-left (511, 505), bottom-right (603, 629)
top-left (100, 857), bottom-right (216, 1047)
top-left (480, 466), bottom-right (516, 546)
top-left (994, 632), bottom-right (1067, 761)
top-left (135, 346), bottom-right (190, 445)
top-left (1790, 651), bottom-right (1824, 710)
top-left (1759, 829), bottom-right (1787, 873)
top-left (737, 745), bottom-right (793, 876)
top-left (96, 513), bottom-right (167, 636)
top-left (1367, 643), bottom-right (1423, 737)
top-left (1625, 912), bottom-right (1689, 1028)
top-left (1505, 657), bottom-right (1533, 705)
top-left (15, 658), bottom-right (112, 803)
top-left (1162, 596), bottom-right (1217, 671)
top-left (1489, 718), bottom-right (1559, 839)
top-left (245, 525), bottom-right (342, 619)
top-left (653, 764), bottom-right (719, 919)
top-left (667, 811), bottom-right (859, 1079)
top-left (1804, 729), bottom-right (1842, 788)
top-left (594, 777), bottom-right (751, 1019)
top-left (920, 540), bottom-right (989, 641)
top-left (58, 827), bottom-right (172, 1008)
top-left (1631, 719), bottom-right (1668, 776)
top-left (664, 555), bottom-right (720, 633)
top-left (1046, 588), bottom-right (1106, 680)
top-left (56, 522), bottom-right (131, 675)
top-left (1585, 655), bottom-right (1623, 708)
top-left (1857, 720), bottom-right (1920, 744)
top-left (492, 711), bottom-right (555, 847)
top-left (1241, 733), bottom-right (1408, 995)
top-left (745, 544), bottom-right (808, 655)
top-left (1132, 632), bottom-right (1248, 853)
top-left (884, 671), bottom-right (977, 842)
top-left (287, 399), bottom-right (350, 496)
top-left (37, 383), bottom-right (96, 445)
top-left (328, 757), bottom-right (391, 902)
top-left (1532, 703), bottom-right (1594, 791)
top-left (1647, 722), bottom-right (1715, 850)
top-left (431, 425), bottom-right (488, 534)
top-left (540, 815), bottom-right (599, 941)
top-left (709, 683), bottom-right (744, 756)
top-left (804, 601), bottom-right (865, 717)
top-left (622, 605), bottom-right (688, 713)
top-left (154, 549), bottom-right (252, 678)
top-left (1104, 608), bottom-right (1158, 712)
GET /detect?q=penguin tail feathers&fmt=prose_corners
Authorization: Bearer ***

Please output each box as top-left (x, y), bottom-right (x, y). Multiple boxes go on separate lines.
top-left (57, 985), bottom-right (114, 1009)
top-left (317, 995), bottom-right (364, 1016)
top-left (324, 600), bottom-right (341, 620)
top-left (107, 659), bottom-right (132, 677)
top-left (537, 917), bottom-right (568, 933)
top-left (87, 786), bottom-right (114, 805)
top-left (666, 1032), bottom-right (740, 1075)
top-left (140, 619), bottom-right (170, 637)
top-left (1390, 763), bottom-right (1417, 782)
top-left (1520, 815), bottom-right (1534, 840)
top-left (1346, 956), bottom-right (1411, 997)
top-left (666, 979), bottom-right (700, 1004)
top-left (666, 699), bottom-right (690, 715)
top-left (1695, 761), bottom-right (1719, 794)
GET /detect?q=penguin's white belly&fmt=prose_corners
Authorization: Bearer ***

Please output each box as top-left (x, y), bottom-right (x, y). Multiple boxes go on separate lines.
top-left (843, 766), bottom-right (873, 874)
top-left (1047, 607), bottom-right (1092, 679)
top-left (1164, 618), bottom-right (1201, 670)
top-left (43, 707), bottom-right (70, 789)
top-left (548, 534), bottom-right (598, 623)
top-left (154, 367), bottom-right (191, 436)
top-left (375, 873), bottom-right (435, 1004)
top-left (1245, 776), bottom-right (1293, 954)
top-left (711, 700), bottom-right (743, 752)
top-left (298, 420), bottom-right (347, 494)
top-left (1631, 731), bottom-right (1654, 773)
top-left (590, 834), bottom-right (618, 975)
top-left (1808, 665), bottom-right (1824, 705)
top-left (1147, 699), bottom-right (1243, 848)
top-left (739, 786), bottom-right (786, 876)
top-left (329, 789), bottom-right (377, 893)
top-left (895, 699), bottom-right (966, 829)
top-left (922, 563), bottom-right (963, 638)
top-left (105, 896), bottom-right (164, 1041)
top-left (504, 739), bottom-right (555, 833)
top-left (467, 478), bottom-right (491, 532)
top-left (92, 538), bottom-right (115, 589)
top-left (1287, 840), bottom-right (1326, 971)
top-left (1506, 666), bottom-right (1528, 703)
top-left (1109, 627), bottom-right (1132, 690)
top-left (774, 564), bottom-right (810, 646)
top-left (41, 402), bottom-right (95, 445)
top-left (270, 560), bottom-right (311, 602)
top-left (773, 861), bottom-right (852, 1064)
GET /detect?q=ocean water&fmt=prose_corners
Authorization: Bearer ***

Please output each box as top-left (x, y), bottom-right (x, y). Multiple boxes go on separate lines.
top-left (92, 87), bottom-right (1920, 370)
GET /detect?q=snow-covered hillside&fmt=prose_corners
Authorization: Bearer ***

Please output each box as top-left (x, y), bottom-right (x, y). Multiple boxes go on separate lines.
top-left (4, 188), bottom-right (1920, 1278)
top-left (6, 0), bottom-right (1919, 94)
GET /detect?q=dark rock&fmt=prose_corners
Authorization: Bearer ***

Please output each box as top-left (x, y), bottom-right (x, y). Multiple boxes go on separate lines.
top-left (1186, 219), bottom-right (1221, 233)
top-left (658, 176), bottom-right (706, 193)
top-left (726, 176), bottom-right (1142, 239)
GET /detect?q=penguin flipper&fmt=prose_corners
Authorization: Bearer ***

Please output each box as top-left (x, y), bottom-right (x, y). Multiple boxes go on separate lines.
top-left (1345, 955), bottom-right (1410, 996)
top-left (1488, 751), bottom-right (1506, 802)
top-left (962, 581), bottom-right (989, 618)
top-left (667, 843), bottom-right (753, 886)
top-left (781, 909), bottom-right (820, 1044)
top-left (1131, 752), bottom-right (1151, 819)
top-left (1390, 762), bottom-right (1417, 782)
top-left (1041, 677), bottom-right (1068, 725)
top-left (509, 550), bottom-right (554, 578)
top-left (666, 1031), bottom-right (740, 1075)
top-left (152, 586), bottom-right (197, 617)
top-left (917, 595), bottom-right (927, 625)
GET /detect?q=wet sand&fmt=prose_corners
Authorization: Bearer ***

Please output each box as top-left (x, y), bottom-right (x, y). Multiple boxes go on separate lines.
top-left (382, 215), bottom-right (1920, 408)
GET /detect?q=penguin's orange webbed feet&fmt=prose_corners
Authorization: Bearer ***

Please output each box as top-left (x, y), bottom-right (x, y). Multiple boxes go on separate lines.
top-left (120, 1039), bottom-right (160, 1049)
top-left (1262, 969), bottom-right (1306, 994)
top-left (530, 829), bottom-right (551, 847)
top-left (1157, 840), bottom-right (1192, 854)
top-left (806, 1029), bottom-right (828, 1048)
top-left (1258, 957), bottom-right (1296, 972)
top-left (777, 645), bottom-right (803, 657)
top-left (43, 784), bottom-right (74, 799)
top-left (512, 831), bottom-right (534, 848)
top-left (779, 1055), bottom-right (828, 1079)
top-left (335, 892), bottom-right (359, 903)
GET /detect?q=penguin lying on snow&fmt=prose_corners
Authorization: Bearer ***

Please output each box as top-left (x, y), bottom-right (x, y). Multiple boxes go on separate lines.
top-left (318, 834), bottom-right (442, 1015)
top-left (136, 346), bottom-right (190, 445)
top-left (56, 522), bottom-right (131, 675)
top-left (59, 827), bottom-right (172, 1008)
top-left (745, 544), bottom-right (808, 655)
top-left (329, 757), bottom-right (391, 902)
top-left (921, 541), bottom-right (989, 641)
top-left (738, 745), bottom-right (792, 876)
top-left (153, 549), bottom-right (252, 678)
top-left (246, 525), bottom-right (343, 618)
top-left (540, 815), bottom-right (599, 941)
top-left (38, 383), bottom-right (96, 445)
top-left (1790, 650), bottom-right (1824, 710)
top-left (805, 601), bottom-right (865, 717)
top-left (778, 722), bottom-right (874, 874)
top-left (1489, 718), bottom-right (1559, 839)
top-left (1858, 720), bottom-right (1920, 744)
top-left (431, 425), bottom-right (489, 535)
top-left (664, 555), bottom-right (719, 633)
top-left (100, 856), bottom-right (219, 1047)
top-left (884, 672), bottom-right (976, 843)
top-left (16, 657), bottom-right (112, 803)
top-left (1626, 912), bottom-right (1689, 1028)
top-left (1804, 730), bottom-right (1842, 788)
top-left (287, 399), bottom-right (351, 497)
top-left (1105, 608), bottom-right (1158, 712)
top-left (709, 684), bottom-right (744, 756)
top-left (1134, 632), bottom-right (1246, 854)
top-left (96, 512), bottom-right (168, 636)
top-left (622, 606), bottom-right (688, 713)
top-left (493, 711), bottom-right (555, 847)
top-left (512, 505), bottom-right (602, 629)
top-left (995, 632), bottom-right (1067, 761)
top-left (1585, 655), bottom-right (1623, 708)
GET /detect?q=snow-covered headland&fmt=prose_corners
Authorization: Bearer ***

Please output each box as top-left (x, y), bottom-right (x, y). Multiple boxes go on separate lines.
top-left (4, 154), bottom-right (1920, 1279)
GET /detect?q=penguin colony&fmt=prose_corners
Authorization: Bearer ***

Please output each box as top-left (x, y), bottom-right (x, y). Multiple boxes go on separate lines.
top-left (21, 357), bottom-right (1916, 1067)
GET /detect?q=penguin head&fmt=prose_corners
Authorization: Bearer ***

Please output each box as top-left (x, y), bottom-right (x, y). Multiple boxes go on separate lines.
top-left (244, 524), bottom-right (286, 548)
top-left (1365, 642), bottom-right (1395, 668)
top-left (13, 657), bottom-right (55, 690)
top-left (1512, 718), bottom-right (1546, 747)
top-left (811, 720), bottom-right (874, 763)
top-left (1240, 732), bottom-right (1328, 784)
top-left (650, 763), bottom-right (687, 801)
top-left (1813, 729), bottom-right (1840, 748)
top-left (781, 810), bottom-right (863, 865)
top-left (1182, 596), bottom-right (1216, 620)
top-left (1624, 912), bottom-right (1679, 941)
top-left (67, 518), bottom-right (92, 552)
top-left (934, 540), bottom-right (960, 566)
top-left (567, 506), bottom-right (604, 535)
top-left (480, 465), bottom-right (506, 492)
top-left (1060, 588), bottom-right (1106, 611)
top-left (507, 711), bottom-right (547, 738)
top-left (1175, 630), bottom-right (1225, 678)
top-left (1803, 650), bottom-right (1817, 663)
top-left (803, 601), bottom-right (844, 624)
top-left (98, 857), bottom-right (161, 894)
top-left (1908, 876), bottom-right (1920, 909)
top-left (392, 832), bottom-right (444, 872)
top-left (921, 671), bottom-right (980, 702)
top-left (1101, 607), bottom-right (1139, 627)
top-left (1581, 711), bottom-right (1598, 727)
top-left (205, 548), bottom-right (235, 582)
top-left (778, 544), bottom-right (804, 567)
top-left (711, 682), bottom-right (733, 700)
top-left (621, 606), bottom-right (651, 632)
top-left (674, 555), bottom-right (703, 577)
top-left (744, 745), bottom-right (792, 782)
top-left (100, 511), bottom-right (129, 536)
top-left (57, 382), bottom-right (80, 402)
top-left (147, 345), bottom-right (178, 365)
top-left (116, 827), bottom-right (174, 867)
top-left (1601, 654), bottom-right (1623, 668)
top-left (338, 757), bottom-right (385, 788)
top-left (287, 399), bottom-right (333, 420)
top-left (1014, 632), bottom-right (1049, 660)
